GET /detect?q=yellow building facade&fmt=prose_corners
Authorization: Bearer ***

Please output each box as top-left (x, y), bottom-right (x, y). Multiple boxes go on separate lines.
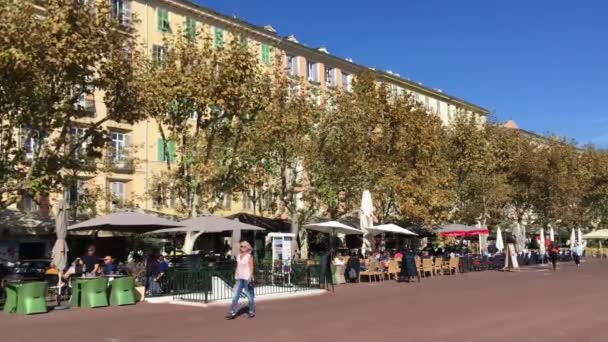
top-left (17, 0), bottom-right (489, 223)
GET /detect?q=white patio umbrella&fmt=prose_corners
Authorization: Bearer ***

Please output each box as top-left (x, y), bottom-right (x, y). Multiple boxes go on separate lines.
top-left (231, 227), bottom-right (241, 258)
top-left (577, 228), bottom-right (583, 247)
top-left (582, 229), bottom-right (608, 250)
top-left (549, 227), bottom-right (555, 242)
top-left (306, 221), bottom-right (362, 253)
top-left (570, 228), bottom-right (576, 249)
top-left (360, 190), bottom-right (374, 255)
top-left (305, 221), bottom-right (363, 236)
top-left (495, 227), bottom-right (504, 252)
top-left (50, 200), bottom-right (69, 308)
top-left (51, 200), bottom-right (69, 273)
top-left (367, 224), bottom-right (418, 236)
top-left (539, 228), bottom-right (546, 255)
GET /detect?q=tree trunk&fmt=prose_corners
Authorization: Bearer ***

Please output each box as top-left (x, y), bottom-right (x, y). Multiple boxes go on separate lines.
top-left (290, 210), bottom-right (300, 257)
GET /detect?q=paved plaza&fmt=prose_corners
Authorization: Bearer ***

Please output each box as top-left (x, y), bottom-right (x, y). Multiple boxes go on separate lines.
top-left (2, 261), bottom-right (607, 342)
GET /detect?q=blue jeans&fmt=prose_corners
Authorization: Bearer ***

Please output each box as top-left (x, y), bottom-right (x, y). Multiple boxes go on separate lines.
top-left (147, 276), bottom-right (161, 295)
top-left (230, 279), bottom-right (255, 315)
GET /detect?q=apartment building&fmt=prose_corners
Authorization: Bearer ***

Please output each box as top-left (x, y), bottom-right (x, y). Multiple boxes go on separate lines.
top-left (9, 0), bottom-right (489, 226)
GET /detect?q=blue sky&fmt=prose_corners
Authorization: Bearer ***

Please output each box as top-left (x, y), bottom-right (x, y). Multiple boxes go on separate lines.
top-left (194, 0), bottom-right (608, 146)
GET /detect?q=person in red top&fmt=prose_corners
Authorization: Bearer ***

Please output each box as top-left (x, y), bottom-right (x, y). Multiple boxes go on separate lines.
top-left (548, 242), bottom-right (559, 271)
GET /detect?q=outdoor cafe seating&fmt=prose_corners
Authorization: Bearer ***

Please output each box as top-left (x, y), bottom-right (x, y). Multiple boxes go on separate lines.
top-left (71, 275), bottom-right (136, 309)
top-left (3, 281), bottom-right (48, 315)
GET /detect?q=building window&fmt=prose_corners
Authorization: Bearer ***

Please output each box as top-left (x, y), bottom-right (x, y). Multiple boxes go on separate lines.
top-left (76, 91), bottom-right (95, 116)
top-left (70, 127), bottom-right (89, 158)
top-left (111, 0), bottom-right (132, 26)
top-left (157, 139), bottom-right (177, 163)
top-left (390, 84), bottom-right (399, 97)
top-left (446, 105), bottom-right (450, 120)
top-left (219, 193), bottom-right (232, 210)
top-left (307, 61), bottom-right (320, 83)
top-left (214, 27), bottom-right (224, 49)
top-left (152, 45), bottom-right (167, 65)
top-left (68, 180), bottom-right (87, 206)
top-left (286, 55), bottom-right (299, 76)
top-left (341, 72), bottom-right (352, 91)
top-left (310, 88), bottom-right (321, 106)
top-left (242, 192), bottom-right (253, 210)
top-left (110, 181), bottom-right (126, 209)
top-left (20, 130), bottom-right (46, 159)
top-left (325, 67), bottom-right (336, 87)
top-left (23, 135), bottom-right (36, 155)
top-left (157, 7), bottom-right (170, 32)
top-left (110, 132), bottom-right (129, 161)
top-left (21, 194), bottom-right (39, 213)
top-left (261, 44), bottom-right (272, 65)
top-left (288, 84), bottom-right (301, 98)
top-left (425, 96), bottom-right (430, 108)
top-left (184, 17), bottom-right (196, 41)
top-left (436, 99), bottom-right (441, 114)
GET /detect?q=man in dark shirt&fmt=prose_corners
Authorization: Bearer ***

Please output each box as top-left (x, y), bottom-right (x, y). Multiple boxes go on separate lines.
top-left (83, 245), bottom-right (100, 275)
top-left (102, 256), bottom-right (116, 275)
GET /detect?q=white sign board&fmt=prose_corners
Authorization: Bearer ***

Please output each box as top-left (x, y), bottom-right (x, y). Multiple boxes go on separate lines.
top-left (268, 233), bottom-right (296, 284)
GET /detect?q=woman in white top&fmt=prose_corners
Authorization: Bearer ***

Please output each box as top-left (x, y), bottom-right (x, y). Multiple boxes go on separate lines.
top-left (227, 241), bottom-right (255, 319)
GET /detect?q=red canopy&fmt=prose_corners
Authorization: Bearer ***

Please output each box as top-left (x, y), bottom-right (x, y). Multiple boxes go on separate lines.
top-left (437, 224), bottom-right (490, 238)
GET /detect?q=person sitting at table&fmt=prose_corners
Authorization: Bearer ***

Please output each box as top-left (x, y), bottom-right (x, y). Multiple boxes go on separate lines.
top-left (83, 245), bottom-right (100, 276)
top-left (45, 263), bottom-right (60, 276)
top-left (346, 252), bottom-right (361, 282)
top-left (63, 258), bottom-right (84, 279)
top-left (102, 256), bottom-right (116, 275)
top-left (359, 256), bottom-right (370, 271)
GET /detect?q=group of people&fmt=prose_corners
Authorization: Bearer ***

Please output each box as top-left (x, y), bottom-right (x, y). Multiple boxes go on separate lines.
top-left (46, 246), bottom-right (120, 282)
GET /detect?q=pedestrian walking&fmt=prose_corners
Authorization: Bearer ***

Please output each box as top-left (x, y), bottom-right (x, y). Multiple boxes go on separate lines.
top-left (226, 241), bottom-right (256, 320)
top-left (320, 247), bottom-right (335, 293)
top-left (573, 242), bottom-right (583, 267)
top-left (399, 248), bottom-right (420, 283)
top-left (549, 242), bottom-right (559, 271)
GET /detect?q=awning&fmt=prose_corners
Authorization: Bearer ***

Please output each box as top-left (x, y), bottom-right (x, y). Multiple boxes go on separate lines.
top-left (436, 223), bottom-right (489, 237)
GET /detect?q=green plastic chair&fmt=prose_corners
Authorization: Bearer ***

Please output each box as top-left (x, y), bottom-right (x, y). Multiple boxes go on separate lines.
top-left (3, 283), bottom-right (18, 314)
top-left (80, 278), bottom-right (109, 308)
top-left (109, 276), bottom-right (136, 306)
top-left (4, 282), bottom-right (48, 315)
top-left (70, 278), bottom-right (86, 308)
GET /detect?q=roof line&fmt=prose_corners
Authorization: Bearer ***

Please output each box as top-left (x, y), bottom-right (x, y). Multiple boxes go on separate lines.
top-left (165, 0), bottom-right (489, 114)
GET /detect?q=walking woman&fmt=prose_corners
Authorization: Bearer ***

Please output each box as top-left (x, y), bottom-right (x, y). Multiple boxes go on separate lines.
top-left (548, 242), bottom-right (559, 271)
top-left (226, 241), bottom-right (255, 319)
top-left (400, 248), bottom-right (420, 283)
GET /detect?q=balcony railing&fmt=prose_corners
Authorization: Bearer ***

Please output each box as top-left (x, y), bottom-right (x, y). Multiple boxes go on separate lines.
top-left (105, 150), bottom-right (134, 173)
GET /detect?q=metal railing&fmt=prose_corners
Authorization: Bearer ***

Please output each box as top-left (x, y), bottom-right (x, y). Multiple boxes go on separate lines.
top-left (148, 261), bottom-right (321, 303)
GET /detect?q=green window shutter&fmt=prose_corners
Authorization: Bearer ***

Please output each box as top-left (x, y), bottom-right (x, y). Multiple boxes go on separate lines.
top-left (261, 44), bottom-right (271, 65)
top-left (185, 17), bottom-right (196, 41)
top-left (168, 141), bottom-right (177, 162)
top-left (214, 27), bottom-right (224, 48)
top-left (240, 34), bottom-right (248, 48)
top-left (158, 8), bottom-right (169, 32)
top-left (157, 138), bottom-right (165, 161)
